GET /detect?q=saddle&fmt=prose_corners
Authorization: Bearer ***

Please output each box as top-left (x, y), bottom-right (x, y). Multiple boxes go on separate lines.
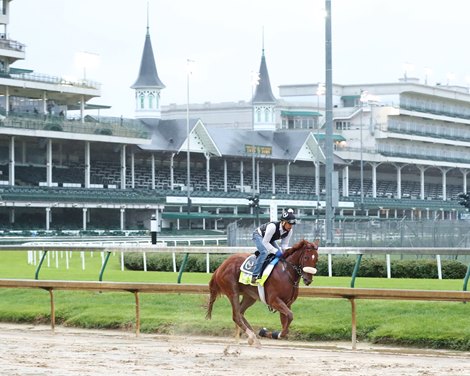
top-left (239, 253), bottom-right (279, 287)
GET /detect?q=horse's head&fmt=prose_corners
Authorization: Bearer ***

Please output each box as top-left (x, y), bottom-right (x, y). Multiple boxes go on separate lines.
top-left (285, 239), bottom-right (319, 286)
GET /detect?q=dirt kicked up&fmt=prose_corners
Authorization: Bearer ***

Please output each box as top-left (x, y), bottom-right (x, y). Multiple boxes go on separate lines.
top-left (0, 323), bottom-right (469, 376)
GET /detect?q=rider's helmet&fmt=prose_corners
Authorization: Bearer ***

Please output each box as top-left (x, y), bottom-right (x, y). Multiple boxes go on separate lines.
top-left (280, 208), bottom-right (296, 225)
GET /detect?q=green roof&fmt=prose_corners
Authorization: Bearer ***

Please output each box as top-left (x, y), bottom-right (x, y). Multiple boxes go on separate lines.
top-left (162, 212), bottom-right (270, 220)
top-left (281, 110), bottom-right (321, 117)
top-left (315, 134), bottom-right (346, 142)
top-left (10, 68), bottom-right (34, 74)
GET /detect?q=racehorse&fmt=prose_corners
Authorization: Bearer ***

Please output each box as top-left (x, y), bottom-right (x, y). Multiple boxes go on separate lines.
top-left (205, 239), bottom-right (319, 347)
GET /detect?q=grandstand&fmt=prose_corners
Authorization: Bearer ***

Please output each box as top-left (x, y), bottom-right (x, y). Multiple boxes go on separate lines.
top-left (0, 2), bottom-right (467, 236)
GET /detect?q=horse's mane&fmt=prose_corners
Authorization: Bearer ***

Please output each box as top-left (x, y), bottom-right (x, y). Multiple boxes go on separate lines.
top-left (283, 239), bottom-right (310, 258)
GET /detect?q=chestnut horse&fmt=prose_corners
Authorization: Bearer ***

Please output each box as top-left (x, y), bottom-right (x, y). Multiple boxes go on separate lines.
top-left (205, 239), bottom-right (319, 347)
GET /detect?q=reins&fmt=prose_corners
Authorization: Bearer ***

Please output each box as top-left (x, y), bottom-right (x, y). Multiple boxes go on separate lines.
top-left (282, 247), bottom-right (309, 288)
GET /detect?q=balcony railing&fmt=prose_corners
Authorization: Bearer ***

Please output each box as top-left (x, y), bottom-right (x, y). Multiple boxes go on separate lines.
top-left (8, 72), bottom-right (100, 90)
top-left (0, 113), bottom-right (149, 139)
top-left (0, 37), bottom-right (25, 53)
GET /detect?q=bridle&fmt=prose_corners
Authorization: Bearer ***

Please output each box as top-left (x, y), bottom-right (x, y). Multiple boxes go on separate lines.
top-left (282, 245), bottom-right (317, 288)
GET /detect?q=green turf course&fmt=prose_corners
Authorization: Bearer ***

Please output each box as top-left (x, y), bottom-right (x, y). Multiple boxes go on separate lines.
top-left (0, 251), bottom-right (469, 351)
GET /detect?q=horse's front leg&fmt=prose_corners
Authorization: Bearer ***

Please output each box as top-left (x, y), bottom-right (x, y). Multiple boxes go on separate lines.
top-left (262, 298), bottom-right (293, 339)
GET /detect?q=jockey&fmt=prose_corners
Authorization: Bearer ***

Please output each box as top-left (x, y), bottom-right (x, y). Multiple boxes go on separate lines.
top-left (251, 208), bottom-right (296, 284)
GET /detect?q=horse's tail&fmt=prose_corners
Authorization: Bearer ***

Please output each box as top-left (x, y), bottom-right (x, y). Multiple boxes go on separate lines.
top-left (205, 272), bottom-right (221, 320)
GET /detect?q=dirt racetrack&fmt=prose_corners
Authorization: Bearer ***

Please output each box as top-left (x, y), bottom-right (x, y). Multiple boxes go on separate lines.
top-left (0, 323), bottom-right (469, 376)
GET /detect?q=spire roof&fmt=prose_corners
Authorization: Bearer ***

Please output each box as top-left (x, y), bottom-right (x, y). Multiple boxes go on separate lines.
top-left (131, 29), bottom-right (165, 89)
top-left (252, 49), bottom-right (276, 104)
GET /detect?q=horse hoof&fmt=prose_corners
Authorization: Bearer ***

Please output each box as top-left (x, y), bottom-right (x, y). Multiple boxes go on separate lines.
top-left (247, 337), bottom-right (254, 345)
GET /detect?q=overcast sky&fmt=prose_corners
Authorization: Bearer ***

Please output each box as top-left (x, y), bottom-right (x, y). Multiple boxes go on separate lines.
top-left (8, 0), bottom-right (470, 118)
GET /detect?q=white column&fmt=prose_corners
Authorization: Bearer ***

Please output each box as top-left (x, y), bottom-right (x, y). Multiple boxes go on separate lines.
top-left (42, 91), bottom-right (47, 115)
top-left (120, 208), bottom-right (125, 230)
top-left (45, 207), bottom-right (51, 231)
top-left (440, 167), bottom-right (448, 201)
top-left (342, 165), bottom-right (349, 197)
top-left (205, 153), bottom-right (210, 191)
top-left (256, 160), bottom-right (260, 192)
top-left (419, 165), bottom-right (426, 200)
top-left (9, 208), bottom-right (14, 224)
top-left (120, 145), bottom-right (126, 190)
top-left (223, 159), bottom-right (228, 192)
top-left (84, 141), bottom-right (90, 188)
top-left (131, 150), bottom-right (135, 189)
top-left (286, 162), bottom-right (291, 195)
top-left (80, 95), bottom-right (85, 123)
top-left (240, 160), bottom-right (244, 189)
top-left (462, 169), bottom-right (468, 193)
top-left (151, 153), bottom-right (155, 190)
top-left (395, 164), bottom-right (402, 199)
top-left (5, 86), bottom-right (9, 116)
top-left (46, 139), bottom-right (52, 186)
top-left (272, 162), bottom-right (276, 195)
top-left (170, 153), bottom-right (174, 190)
top-left (8, 136), bottom-right (15, 186)
top-left (371, 163), bottom-right (377, 198)
top-left (82, 208), bottom-right (87, 230)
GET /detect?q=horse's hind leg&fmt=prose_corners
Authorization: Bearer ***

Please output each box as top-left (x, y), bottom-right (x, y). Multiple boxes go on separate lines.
top-left (227, 294), bottom-right (260, 348)
top-left (239, 295), bottom-right (257, 332)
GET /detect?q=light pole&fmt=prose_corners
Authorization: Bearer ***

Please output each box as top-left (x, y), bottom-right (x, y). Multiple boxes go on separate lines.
top-left (359, 90), bottom-right (368, 213)
top-left (315, 83), bottom-right (325, 212)
top-left (324, 0), bottom-right (334, 245)
top-left (315, 82), bottom-right (325, 239)
top-left (186, 59), bottom-right (194, 227)
top-left (251, 71), bottom-right (260, 194)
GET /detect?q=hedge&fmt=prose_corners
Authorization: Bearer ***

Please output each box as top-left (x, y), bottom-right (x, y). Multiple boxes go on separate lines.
top-left (124, 253), bottom-right (229, 273)
top-left (315, 256), bottom-right (467, 279)
top-left (124, 253), bottom-right (468, 279)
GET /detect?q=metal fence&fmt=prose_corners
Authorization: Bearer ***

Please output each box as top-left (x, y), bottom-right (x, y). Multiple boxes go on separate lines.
top-left (227, 219), bottom-right (470, 249)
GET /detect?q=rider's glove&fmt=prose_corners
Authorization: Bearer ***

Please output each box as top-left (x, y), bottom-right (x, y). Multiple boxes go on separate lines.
top-left (275, 250), bottom-right (283, 258)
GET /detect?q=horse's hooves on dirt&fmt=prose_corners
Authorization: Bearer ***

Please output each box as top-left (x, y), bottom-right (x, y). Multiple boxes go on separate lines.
top-left (247, 336), bottom-right (254, 345)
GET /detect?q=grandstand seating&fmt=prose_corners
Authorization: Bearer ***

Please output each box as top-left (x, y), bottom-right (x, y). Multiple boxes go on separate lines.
top-left (0, 160), bottom-right (464, 201)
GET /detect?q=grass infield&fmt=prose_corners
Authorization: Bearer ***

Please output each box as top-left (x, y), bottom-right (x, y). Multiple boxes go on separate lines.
top-left (0, 251), bottom-right (469, 351)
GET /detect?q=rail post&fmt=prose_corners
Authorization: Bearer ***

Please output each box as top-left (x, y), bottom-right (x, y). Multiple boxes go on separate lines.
top-left (134, 291), bottom-right (140, 336)
top-left (463, 263), bottom-right (470, 292)
top-left (349, 297), bottom-right (357, 350)
top-left (47, 288), bottom-right (55, 332)
top-left (177, 253), bottom-right (190, 283)
top-left (99, 251), bottom-right (112, 281)
top-left (35, 250), bottom-right (48, 280)
top-left (350, 254), bottom-right (363, 288)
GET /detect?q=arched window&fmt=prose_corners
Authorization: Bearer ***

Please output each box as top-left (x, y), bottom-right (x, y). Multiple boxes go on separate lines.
top-left (148, 93), bottom-right (154, 109)
top-left (264, 108), bottom-right (270, 122)
top-left (139, 93), bottom-right (145, 109)
top-left (256, 108), bottom-right (261, 122)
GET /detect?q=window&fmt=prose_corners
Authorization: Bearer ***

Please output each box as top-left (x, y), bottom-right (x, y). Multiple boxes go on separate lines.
top-left (264, 108), bottom-right (270, 122)
top-left (139, 94), bottom-right (145, 109)
top-left (148, 93), bottom-right (154, 109)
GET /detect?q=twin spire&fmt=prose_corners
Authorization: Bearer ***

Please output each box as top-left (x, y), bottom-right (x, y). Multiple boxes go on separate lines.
top-left (131, 14), bottom-right (276, 127)
top-left (132, 3), bottom-right (164, 90)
